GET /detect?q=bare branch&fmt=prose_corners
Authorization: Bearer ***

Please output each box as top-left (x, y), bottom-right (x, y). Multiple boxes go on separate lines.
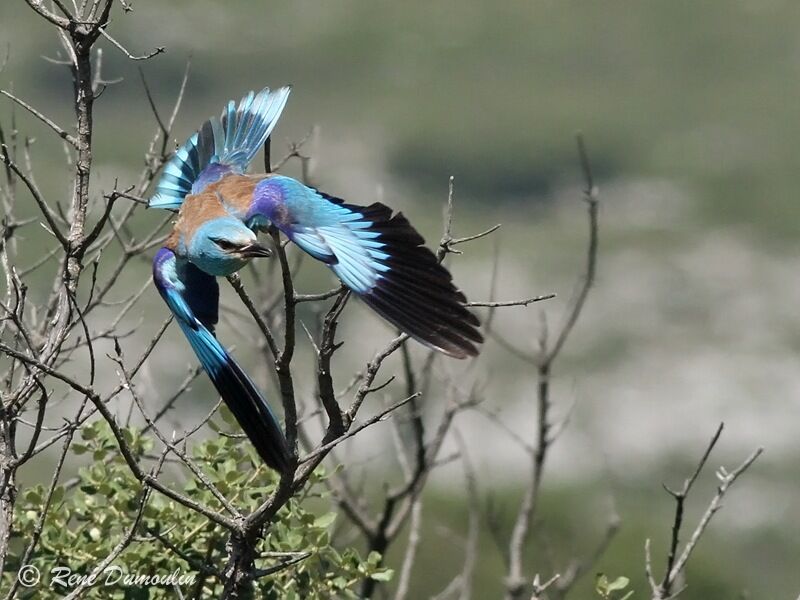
top-left (437, 175), bottom-right (457, 261)
top-left (448, 223), bottom-right (502, 248)
top-left (112, 344), bottom-right (241, 519)
top-left (22, 0), bottom-right (71, 28)
top-left (659, 423), bottom-right (724, 593)
top-left (0, 144), bottom-right (69, 247)
top-left (0, 90), bottom-right (77, 147)
top-left (300, 393), bottom-right (420, 464)
top-left (545, 132), bottom-right (599, 364)
top-left (139, 68), bottom-right (168, 136)
top-left (467, 293), bottom-right (556, 308)
top-left (504, 134), bottom-right (601, 600)
top-left (227, 273), bottom-right (279, 360)
top-left (393, 498), bottom-right (423, 600)
top-left (650, 423), bottom-right (764, 599)
top-left (98, 26), bottom-right (165, 60)
top-left (454, 429), bottom-right (480, 600)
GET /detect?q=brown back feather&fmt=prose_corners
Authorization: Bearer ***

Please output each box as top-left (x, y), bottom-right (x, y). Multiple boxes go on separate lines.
top-left (168, 173), bottom-right (270, 247)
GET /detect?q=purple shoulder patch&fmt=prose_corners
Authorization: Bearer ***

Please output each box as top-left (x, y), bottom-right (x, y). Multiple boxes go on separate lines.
top-left (248, 177), bottom-right (291, 228)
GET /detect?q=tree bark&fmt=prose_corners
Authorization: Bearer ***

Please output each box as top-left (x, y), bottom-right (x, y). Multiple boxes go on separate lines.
top-left (0, 413), bottom-right (17, 578)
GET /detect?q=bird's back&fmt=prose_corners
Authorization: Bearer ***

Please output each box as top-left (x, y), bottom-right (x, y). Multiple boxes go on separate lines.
top-left (168, 173), bottom-right (269, 251)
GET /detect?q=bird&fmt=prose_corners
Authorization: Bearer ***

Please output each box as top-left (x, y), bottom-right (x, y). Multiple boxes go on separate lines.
top-left (150, 86), bottom-right (482, 472)
top-left (152, 86), bottom-right (483, 356)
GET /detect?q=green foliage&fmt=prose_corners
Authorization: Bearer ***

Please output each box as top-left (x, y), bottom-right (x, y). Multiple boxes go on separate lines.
top-left (3, 417), bottom-right (391, 598)
top-left (595, 573), bottom-right (633, 600)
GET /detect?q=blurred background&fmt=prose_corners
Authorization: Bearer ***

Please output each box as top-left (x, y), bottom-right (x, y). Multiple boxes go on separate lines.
top-left (2, 0), bottom-right (800, 597)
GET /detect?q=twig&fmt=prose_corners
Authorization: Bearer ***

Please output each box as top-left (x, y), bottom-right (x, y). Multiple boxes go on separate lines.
top-left (504, 133), bottom-right (600, 600)
top-left (0, 145), bottom-right (69, 247)
top-left (650, 423), bottom-right (763, 599)
top-left (545, 132), bottom-right (599, 363)
top-left (97, 26), bottom-right (165, 61)
top-left (467, 293), bottom-right (555, 308)
top-left (393, 498), bottom-right (423, 600)
top-left (659, 423), bottom-right (724, 594)
top-left (112, 344), bottom-right (241, 518)
top-left (300, 393), bottom-right (420, 464)
top-left (454, 429), bottom-right (480, 600)
top-left (0, 90), bottom-right (77, 147)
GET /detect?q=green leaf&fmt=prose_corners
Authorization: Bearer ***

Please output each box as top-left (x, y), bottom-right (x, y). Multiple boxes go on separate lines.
top-left (607, 576), bottom-right (630, 592)
top-left (370, 569), bottom-right (394, 582)
top-left (122, 427), bottom-right (135, 446)
top-left (313, 512), bottom-right (336, 529)
top-left (24, 488), bottom-right (42, 505)
top-left (596, 573), bottom-right (609, 596)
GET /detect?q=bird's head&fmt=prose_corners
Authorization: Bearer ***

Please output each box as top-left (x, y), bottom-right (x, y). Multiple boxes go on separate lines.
top-left (190, 217), bottom-right (271, 276)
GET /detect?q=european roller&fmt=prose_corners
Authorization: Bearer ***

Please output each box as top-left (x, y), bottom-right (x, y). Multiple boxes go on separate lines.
top-left (151, 86), bottom-right (482, 472)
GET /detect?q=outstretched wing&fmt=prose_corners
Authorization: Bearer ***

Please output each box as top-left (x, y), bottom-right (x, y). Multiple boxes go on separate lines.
top-left (149, 86), bottom-right (291, 210)
top-left (152, 248), bottom-right (291, 472)
top-left (248, 176), bottom-right (483, 358)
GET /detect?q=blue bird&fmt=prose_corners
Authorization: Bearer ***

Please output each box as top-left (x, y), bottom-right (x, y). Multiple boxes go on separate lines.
top-left (151, 87), bottom-right (482, 471)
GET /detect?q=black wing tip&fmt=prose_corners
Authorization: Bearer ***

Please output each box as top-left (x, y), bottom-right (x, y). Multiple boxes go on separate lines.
top-left (260, 442), bottom-right (292, 474)
top-left (347, 201), bottom-right (484, 358)
top-left (208, 357), bottom-right (292, 474)
top-left (314, 190), bottom-right (483, 358)
top-left (441, 344), bottom-right (479, 360)
top-left (243, 432), bottom-right (291, 473)
top-left (370, 286), bottom-right (484, 347)
top-left (426, 332), bottom-right (481, 359)
top-left (362, 291), bottom-right (483, 359)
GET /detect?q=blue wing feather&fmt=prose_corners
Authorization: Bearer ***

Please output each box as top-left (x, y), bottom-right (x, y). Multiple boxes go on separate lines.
top-left (152, 248), bottom-right (291, 471)
top-left (247, 176), bottom-right (483, 358)
top-left (149, 86), bottom-right (291, 209)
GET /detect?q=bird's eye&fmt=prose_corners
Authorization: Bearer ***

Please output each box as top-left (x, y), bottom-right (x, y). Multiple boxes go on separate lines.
top-left (211, 238), bottom-right (238, 251)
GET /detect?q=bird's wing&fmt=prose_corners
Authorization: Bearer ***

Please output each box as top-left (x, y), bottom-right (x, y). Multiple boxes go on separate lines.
top-left (152, 248), bottom-right (290, 472)
top-left (247, 176), bottom-right (483, 359)
top-left (149, 87), bottom-right (291, 209)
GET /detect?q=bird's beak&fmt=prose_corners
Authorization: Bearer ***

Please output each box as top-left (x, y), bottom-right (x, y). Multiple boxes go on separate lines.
top-left (238, 242), bottom-right (272, 258)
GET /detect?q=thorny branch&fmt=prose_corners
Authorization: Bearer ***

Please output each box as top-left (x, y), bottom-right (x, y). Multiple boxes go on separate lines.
top-left (647, 424), bottom-right (763, 600)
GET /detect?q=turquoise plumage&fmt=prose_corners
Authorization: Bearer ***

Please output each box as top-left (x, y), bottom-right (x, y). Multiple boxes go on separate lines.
top-left (150, 86), bottom-right (290, 210)
top-left (153, 248), bottom-right (289, 472)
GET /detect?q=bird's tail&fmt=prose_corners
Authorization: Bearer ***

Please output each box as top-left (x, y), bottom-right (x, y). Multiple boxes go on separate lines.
top-left (175, 320), bottom-right (292, 473)
top-left (149, 86), bottom-right (291, 210)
